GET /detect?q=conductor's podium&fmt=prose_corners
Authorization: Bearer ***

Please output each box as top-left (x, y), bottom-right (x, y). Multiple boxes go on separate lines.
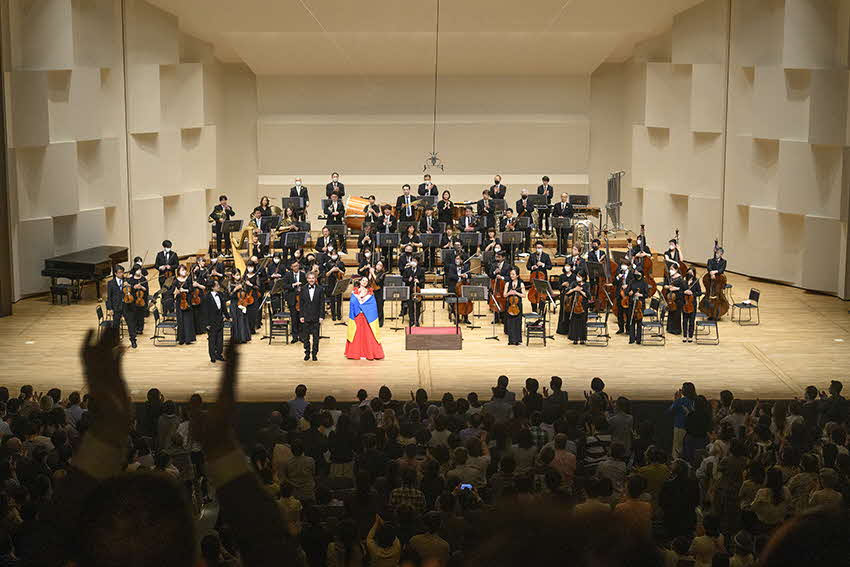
top-left (405, 326), bottom-right (463, 350)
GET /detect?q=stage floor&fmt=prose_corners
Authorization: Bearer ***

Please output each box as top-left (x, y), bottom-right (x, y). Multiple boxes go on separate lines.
top-left (1, 272), bottom-right (848, 402)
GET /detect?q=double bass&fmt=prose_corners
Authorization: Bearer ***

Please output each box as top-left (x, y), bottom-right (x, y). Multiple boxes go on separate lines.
top-left (638, 224), bottom-right (658, 297)
top-left (453, 266), bottom-right (474, 320)
top-left (699, 239), bottom-right (730, 320)
top-left (593, 230), bottom-right (619, 313)
top-left (489, 276), bottom-right (507, 315)
top-left (671, 228), bottom-right (689, 276)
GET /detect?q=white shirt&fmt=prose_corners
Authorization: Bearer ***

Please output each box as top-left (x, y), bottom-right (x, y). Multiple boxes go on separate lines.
top-left (308, 285), bottom-right (316, 301)
top-left (212, 292), bottom-right (221, 310)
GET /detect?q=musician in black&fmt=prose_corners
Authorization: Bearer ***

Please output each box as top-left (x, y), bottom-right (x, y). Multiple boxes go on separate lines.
top-left (563, 273), bottom-right (589, 344)
top-left (681, 267), bottom-right (703, 342)
top-left (244, 261), bottom-right (263, 333)
top-left (537, 176), bottom-right (554, 235)
top-left (358, 248), bottom-right (378, 279)
top-left (553, 193), bottom-right (573, 256)
top-left (266, 252), bottom-right (286, 313)
top-left (515, 188), bottom-right (534, 253)
top-left (209, 195), bottom-right (236, 255)
top-left (396, 184), bottom-right (416, 223)
top-left (283, 260), bottom-right (306, 342)
top-left (398, 244), bottom-right (417, 274)
top-left (315, 226), bottom-right (339, 262)
top-left (556, 264), bottom-right (577, 335)
top-left (325, 192), bottom-right (345, 226)
top-left (489, 174), bottom-right (507, 199)
top-left (191, 257), bottom-right (209, 334)
top-left (585, 239), bottom-right (607, 305)
top-left (363, 195), bottom-right (381, 224)
top-left (614, 261), bottom-right (634, 334)
top-left (300, 271), bottom-right (325, 361)
top-left (663, 267), bottom-right (684, 336)
top-left (323, 252), bottom-right (346, 321)
top-left (418, 207), bottom-right (438, 271)
top-left (445, 254), bottom-right (472, 323)
top-left (290, 178), bottom-right (310, 221)
top-left (631, 235), bottom-right (651, 262)
top-left (250, 234), bottom-right (269, 259)
top-left (326, 172), bottom-right (344, 198)
top-left (172, 265), bottom-right (196, 345)
top-left (707, 247), bottom-right (727, 277)
top-left (476, 190), bottom-right (496, 234)
top-left (664, 239), bottom-right (685, 274)
top-left (487, 251), bottom-right (513, 324)
top-left (437, 190), bottom-right (454, 225)
top-left (526, 241), bottom-right (552, 313)
top-left (567, 246), bottom-right (586, 277)
top-left (372, 260), bottom-right (387, 326)
top-left (129, 257), bottom-right (149, 332)
top-left (113, 265), bottom-right (145, 349)
top-left (376, 205), bottom-right (398, 268)
top-left (204, 279), bottom-right (228, 363)
top-left (418, 174), bottom-right (438, 196)
top-left (627, 272), bottom-right (650, 344)
top-left (402, 256), bottom-right (425, 326)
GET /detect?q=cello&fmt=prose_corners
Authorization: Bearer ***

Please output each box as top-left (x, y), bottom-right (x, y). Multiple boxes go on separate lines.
top-left (453, 265), bottom-right (475, 320)
top-left (526, 251), bottom-right (547, 307)
top-left (699, 239), bottom-right (730, 320)
top-left (489, 276), bottom-right (507, 315)
top-left (637, 225), bottom-right (657, 298)
top-left (594, 230), bottom-right (619, 313)
top-left (671, 228), bottom-right (688, 276)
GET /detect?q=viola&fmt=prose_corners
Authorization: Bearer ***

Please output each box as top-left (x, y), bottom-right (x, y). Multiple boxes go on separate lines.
top-left (571, 288), bottom-right (585, 315)
top-left (507, 295), bottom-right (521, 316)
top-left (134, 286), bottom-right (146, 307)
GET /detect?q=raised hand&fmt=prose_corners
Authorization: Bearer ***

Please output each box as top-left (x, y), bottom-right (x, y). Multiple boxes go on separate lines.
top-left (191, 339), bottom-right (240, 461)
top-left (80, 328), bottom-right (131, 449)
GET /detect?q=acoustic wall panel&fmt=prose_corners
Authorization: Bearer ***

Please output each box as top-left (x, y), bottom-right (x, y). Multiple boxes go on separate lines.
top-left (124, 0), bottom-right (179, 65)
top-left (14, 142), bottom-right (79, 219)
top-left (672, 0), bottom-right (728, 64)
top-left (746, 206), bottom-right (805, 283)
top-left (777, 140), bottom-right (843, 218)
top-left (801, 214), bottom-right (841, 292)
top-left (70, 0), bottom-right (114, 69)
top-left (126, 64), bottom-right (160, 134)
top-left (782, 0), bottom-right (837, 69)
top-left (16, 216), bottom-right (54, 296)
top-left (131, 195), bottom-right (165, 256)
top-left (730, 0), bottom-right (785, 67)
top-left (76, 138), bottom-right (120, 209)
top-left (729, 66), bottom-right (755, 136)
top-left (685, 195), bottom-right (722, 261)
top-left (752, 66), bottom-right (811, 141)
top-left (160, 62), bottom-right (205, 130)
top-left (727, 136), bottom-right (780, 208)
top-left (644, 63), bottom-right (675, 128)
top-left (690, 64), bottom-right (725, 133)
top-left (9, 70), bottom-right (49, 147)
top-left (808, 69), bottom-right (848, 146)
top-left (128, 133), bottom-right (165, 197)
top-left (180, 125), bottom-right (217, 191)
top-left (9, 0), bottom-right (74, 70)
top-left (163, 190), bottom-right (207, 253)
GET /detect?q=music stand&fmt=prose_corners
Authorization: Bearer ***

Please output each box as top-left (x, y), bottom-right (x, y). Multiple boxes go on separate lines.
top-left (491, 199), bottom-right (507, 214)
top-left (459, 231), bottom-right (481, 256)
top-left (420, 233), bottom-right (441, 272)
top-left (383, 286), bottom-right (409, 332)
top-left (500, 231), bottom-right (524, 265)
top-left (260, 215), bottom-right (281, 232)
top-left (527, 194), bottom-right (548, 209)
top-left (469, 275), bottom-right (490, 320)
top-left (416, 196), bottom-right (437, 209)
top-left (326, 223), bottom-right (347, 250)
top-left (569, 195), bottom-right (589, 206)
top-left (532, 278), bottom-right (557, 340)
top-left (255, 233), bottom-right (271, 257)
top-left (376, 233), bottom-right (400, 272)
top-left (440, 249), bottom-right (455, 269)
top-left (221, 219), bottom-right (243, 234)
top-left (462, 285), bottom-right (487, 330)
top-left (383, 275), bottom-right (403, 320)
top-left (283, 197), bottom-right (305, 219)
top-left (284, 231), bottom-right (309, 256)
top-left (331, 277), bottom-right (350, 327)
top-left (552, 217), bottom-right (571, 256)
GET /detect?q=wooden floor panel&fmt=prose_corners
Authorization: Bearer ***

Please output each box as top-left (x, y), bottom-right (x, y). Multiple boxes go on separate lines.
top-left (1, 272), bottom-right (848, 402)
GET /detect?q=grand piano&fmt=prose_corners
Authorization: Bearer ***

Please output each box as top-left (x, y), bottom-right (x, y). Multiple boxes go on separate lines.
top-left (42, 245), bottom-right (129, 301)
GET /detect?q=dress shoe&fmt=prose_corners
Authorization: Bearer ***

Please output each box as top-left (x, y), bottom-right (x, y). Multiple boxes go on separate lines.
top-left (312, 355), bottom-right (318, 361)
top-left (304, 354), bottom-right (310, 361)
top-left (210, 358), bottom-right (216, 363)
top-left (131, 341), bottom-right (138, 349)
top-left (291, 337), bottom-right (300, 344)
top-left (217, 356), bottom-right (225, 361)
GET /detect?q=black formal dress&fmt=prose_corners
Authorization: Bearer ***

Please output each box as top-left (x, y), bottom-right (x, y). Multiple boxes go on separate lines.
top-left (664, 274), bottom-right (684, 335)
top-left (556, 271), bottom-right (576, 336)
top-left (204, 291), bottom-right (228, 362)
top-left (437, 199), bottom-right (455, 225)
top-left (244, 271), bottom-right (263, 332)
top-left (227, 282), bottom-right (252, 344)
top-left (172, 277), bottom-right (196, 345)
top-left (627, 278), bottom-right (650, 344)
top-left (503, 279), bottom-right (524, 345)
top-left (614, 268), bottom-right (634, 333)
top-left (323, 259), bottom-right (346, 320)
top-left (299, 283), bottom-right (326, 357)
top-left (191, 267), bottom-right (209, 334)
top-left (566, 282), bottom-right (589, 343)
top-left (681, 277), bottom-right (703, 340)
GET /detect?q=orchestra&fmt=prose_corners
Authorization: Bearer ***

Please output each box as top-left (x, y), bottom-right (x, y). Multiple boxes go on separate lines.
top-left (110, 174), bottom-right (733, 358)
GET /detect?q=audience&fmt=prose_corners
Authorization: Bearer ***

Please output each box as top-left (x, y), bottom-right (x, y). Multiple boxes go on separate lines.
top-left (0, 334), bottom-right (847, 567)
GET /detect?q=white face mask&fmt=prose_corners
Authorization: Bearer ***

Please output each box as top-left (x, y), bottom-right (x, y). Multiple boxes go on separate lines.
top-left (274, 258), bottom-right (280, 263)
top-left (164, 248), bottom-right (171, 253)
top-left (621, 265), bottom-right (628, 271)
top-left (669, 245), bottom-right (675, 250)
top-left (332, 177), bottom-right (338, 182)
top-left (365, 252), bottom-right (371, 257)
top-left (494, 247), bottom-right (502, 253)
top-left (248, 267), bottom-right (254, 272)
top-left (295, 181), bottom-right (302, 187)
top-left (536, 248), bottom-right (543, 254)
top-left (411, 262), bottom-right (417, 268)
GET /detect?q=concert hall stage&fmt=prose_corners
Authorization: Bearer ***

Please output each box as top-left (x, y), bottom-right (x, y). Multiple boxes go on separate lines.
top-left (1, 272), bottom-right (847, 403)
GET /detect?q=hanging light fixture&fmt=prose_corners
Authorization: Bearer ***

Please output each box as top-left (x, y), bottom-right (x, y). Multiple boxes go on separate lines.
top-left (424, 0), bottom-right (444, 172)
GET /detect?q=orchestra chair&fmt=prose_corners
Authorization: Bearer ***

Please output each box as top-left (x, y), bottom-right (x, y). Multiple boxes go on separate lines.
top-left (640, 312), bottom-right (665, 346)
top-left (95, 306), bottom-right (115, 340)
top-left (586, 318), bottom-right (608, 347)
top-left (643, 297), bottom-right (661, 321)
top-left (524, 312), bottom-right (546, 346)
top-left (731, 288), bottom-right (760, 326)
top-left (695, 319), bottom-right (720, 345)
top-left (51, 283), bottom-right (73, 305)
top-left (150, 307), bottom-right (178, 346)
top-left (265, 302), bottom-right (290, 344)
top-left (694, 311), bottom-right (708, 335)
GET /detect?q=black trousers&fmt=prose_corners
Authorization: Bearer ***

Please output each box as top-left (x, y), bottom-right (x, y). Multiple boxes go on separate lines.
top-left (628, 310), bottom-right (642, 343)
top-left (208, 326), bottom-right (224, 361)
top-left (682, 311), bottom-right (696, 338)
top-left (556, 227), bottom-right (572, 255)
top-left (287, 298), bottom-right (301, 337)
top-left (407, 297), bottom-right (421, 326)
top-left (617, 306), bottom-right (628, 332)
top-left (302, 321), bottom-right (320, 355)
top-left (539, 209), bottom-right (551, 232)
top-left (376, 293), bottom-right (385, 326)
top-left (215, 230), bottom-right (231, 254)
top-left (112, 309), bottom-right (137, 342)
top-left (328, 293), bottom-right (342, 320)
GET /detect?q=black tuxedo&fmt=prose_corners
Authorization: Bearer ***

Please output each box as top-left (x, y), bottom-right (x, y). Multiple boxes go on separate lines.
top-left (587, 249), bottom-right (607, 264)
top-left (537, 184), bottom-right (554, 231)
top-left (402, 265), bottom-right (425, 326)
top-left (418, 183), bottom-right (438, 196)
top-left (476, 199), bottom-right (496, 230)
top-left (209, 204), bottom-right (236, 233)
top-left (289, 186), bottom-right (310, 220)
top-left (377, 215), bottom-right (397, 234)
top-left (396, 195), bottom-right (416, 222)
top-left (299, 284), bottom-right (325, 357)
top-left (488, 184), bottom-right (507, 199)
top-left (553, 201), bottom-right (574, 255)
top-left (445, 261), bottom-right (470, 290)
top-left (326, 181), bottom-right (345, 198)
top-left (154, 250), bottom-right (179, 305)
top-left (204, 291), bottom-right (228, 361)
top-left (526, 252), bottom-right (552, 274)
top-left (324, 200), bottom-right (344, 225)
top-left (107, 278), bottom-right (137, 343)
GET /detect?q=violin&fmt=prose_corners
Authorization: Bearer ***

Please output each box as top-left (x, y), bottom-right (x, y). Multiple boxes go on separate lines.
top-left (631, 294), bottom-right (645, 322)
top-left (507, 295), bottom-right (521, 316)
top-left (665, 275), bottom-right (680, 312)
top-left (570, 285), bottom-right (585, 315)
top-left (683, 276), bottom-right (699, 314)
top-left (122, 283), bottom-right (134, 304)
top-left (134, 287), bottom-right (146, 307)
top-left (179, 288), bottom-right (189, 311)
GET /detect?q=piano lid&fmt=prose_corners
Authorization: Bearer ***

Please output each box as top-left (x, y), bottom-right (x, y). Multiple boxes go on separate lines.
top-left (45, 246), bottom-right (128, 265)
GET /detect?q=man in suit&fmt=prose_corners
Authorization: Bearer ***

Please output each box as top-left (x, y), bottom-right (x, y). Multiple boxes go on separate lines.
top-left (402, 256), bottom-right (425, 326)
top-left (489, 174), bottom-right (507, 199)
top-left (154, 240), bottom-right (179, 310)
top-left (396, 184), bottom-right (416, 223)
top-left (299, 271), bottom-right (325, 361)
top-left (418, 207), bottom-right (438, 271)
top-left (209, 195), bottom-right (236, 256)
top-left (515, 188), bottom-right (534, 254)
top-left (553, 192), bottom-right (574, 257)
top-left (326, 172), bottom-right (345, 198)
top-left (526, 241), bottom-right (553, 313)
top-left (418, 174), bottom-right (438, 196)
top-left (106, 265), bottom-right (137, 348)
top-left (323, 193), bottom-right (347, 253)
top-left (289, 177), bottom-right (310, 221)
top-left (537, 176), bottom-right (554, 235)
top-left (283, 260), bottom-right (306, 343)
top-left (204, 279), bottom-right (228, 362)
top-left (476, 190), bottom-right (496, 233)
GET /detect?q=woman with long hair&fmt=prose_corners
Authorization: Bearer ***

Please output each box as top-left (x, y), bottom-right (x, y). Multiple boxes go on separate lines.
top-left (344, 277), bottom-right (385, 360)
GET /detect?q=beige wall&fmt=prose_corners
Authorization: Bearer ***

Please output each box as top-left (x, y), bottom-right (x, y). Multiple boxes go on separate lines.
top-left (591, 0), bottom-right (850, 297)
top-left (255, 75), bottom-right (592, 225)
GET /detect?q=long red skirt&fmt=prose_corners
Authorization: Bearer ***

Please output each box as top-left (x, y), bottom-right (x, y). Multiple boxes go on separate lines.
top-left (344, 313), bottom-right (385, 360)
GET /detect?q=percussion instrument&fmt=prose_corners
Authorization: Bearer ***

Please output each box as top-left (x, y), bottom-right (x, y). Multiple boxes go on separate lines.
top-left (344, 196), bottom-right (370, 232)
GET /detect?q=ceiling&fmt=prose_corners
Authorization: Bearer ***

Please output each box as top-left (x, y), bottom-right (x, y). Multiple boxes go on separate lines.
top-left (148, 0), bottom-right (702, 76)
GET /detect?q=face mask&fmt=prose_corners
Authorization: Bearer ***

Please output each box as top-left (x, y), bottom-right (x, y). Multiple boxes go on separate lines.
top-left (332, 177), bottom-right (338, 182)
top-left (331, 255), bottom-right (339, 261)
top-left (295, 181), bottom-right (302, 187)
top-left (274, 258), bottom-right (280, 263)
top-left (494, 179), bottom-right (499, 184)
top-left (536, 248), bottom-right (543, 254)
top-left (592, 244), bottom-right (598, 249)
top-left (365, 252), bottom-right (371, 257)
top-left (248, 267), bottom-right (254, 272)
top-left (411, 262), bottom-right (417, 268)
top-left (164, 248), bottom-right (171, 253)
top-left (669, 245), bottom-right (675, 250)
top-left (494, 247), bottom-right (502, 253)
top-left (577, 278), bottom-right (583, 283)
top-left (621, 265), bottom-right (628, 271)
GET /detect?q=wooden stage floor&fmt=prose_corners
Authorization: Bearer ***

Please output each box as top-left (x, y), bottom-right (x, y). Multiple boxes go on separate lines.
top-left (1, 272), bottom-right (848, 403)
